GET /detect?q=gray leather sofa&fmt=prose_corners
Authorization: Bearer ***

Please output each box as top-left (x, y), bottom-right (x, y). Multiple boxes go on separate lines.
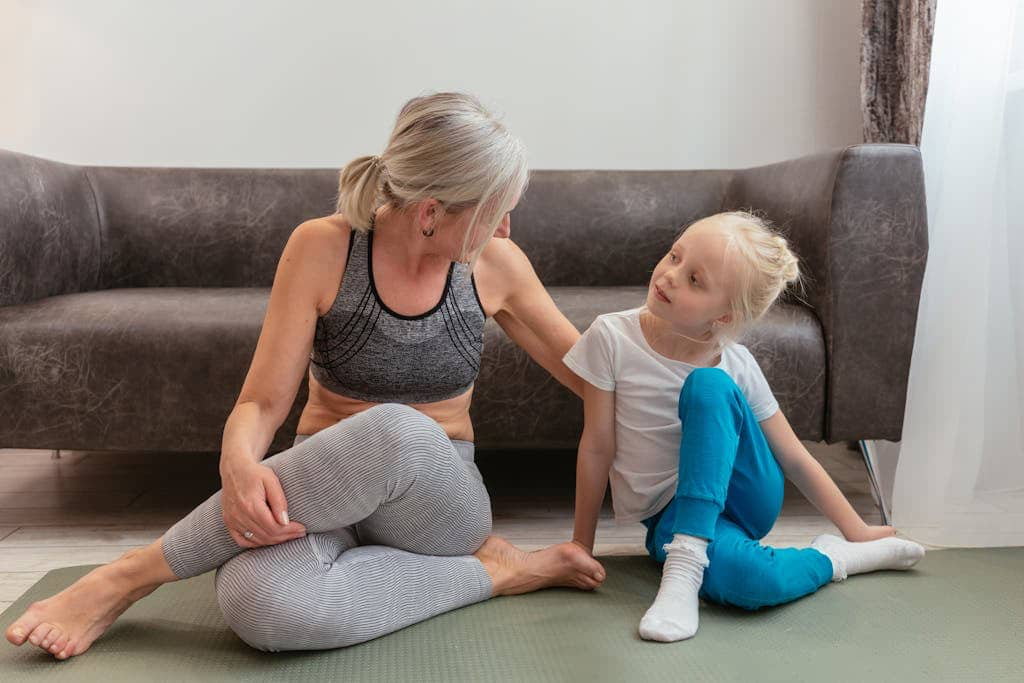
top-left (0, 144), bottom-right (927, 453)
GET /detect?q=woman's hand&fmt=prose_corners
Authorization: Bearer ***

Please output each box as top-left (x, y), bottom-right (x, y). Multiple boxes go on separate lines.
top-left (843, 523), bottom-right (897, 542)
top-left (220, 460), bottom-right (307, 548)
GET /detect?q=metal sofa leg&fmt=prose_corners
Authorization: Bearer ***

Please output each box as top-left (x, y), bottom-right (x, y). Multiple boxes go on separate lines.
top-left (858, 440), bottom-right (890, 526)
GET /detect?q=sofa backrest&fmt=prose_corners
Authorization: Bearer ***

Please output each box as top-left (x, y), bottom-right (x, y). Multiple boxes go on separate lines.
top-left (4, 146), bottom-right (926, 331)
top-left (85, 165), bottom-right (738, 288)
top-left (87, 167), bottom-right (338, 289)
top-left (0, 152), bottom-right (103, 307)
top-left (508, 170), bottom-right (730, 286)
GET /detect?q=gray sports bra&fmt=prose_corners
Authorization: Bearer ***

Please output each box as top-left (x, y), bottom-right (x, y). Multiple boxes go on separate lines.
top-left (309, 229), bottom-right (486, 403)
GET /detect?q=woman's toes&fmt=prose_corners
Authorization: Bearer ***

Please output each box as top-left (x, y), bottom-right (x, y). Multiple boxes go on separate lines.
top-left (50, 633), bottom-right (69, 653)
top-left (41, 626), bottom-right (61, 650)
top-left (30, 624), bottom-right (52, 646)
top-left (7, 607), bottom-right (45, 645)
top-left (49, 634), bottom-right (70, 657)
top-left (44, 628), bottom-right (64, 651)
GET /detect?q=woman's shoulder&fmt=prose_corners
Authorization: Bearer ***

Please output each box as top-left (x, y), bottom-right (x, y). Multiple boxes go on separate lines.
top-left (286, 214), bottom-right (354, 316)
top-left (474, 236), bottom-right (529, 282)
top-left (292, 214), bottom-right (353, 250)
top-left (472, 238), bottom-right (528, 317)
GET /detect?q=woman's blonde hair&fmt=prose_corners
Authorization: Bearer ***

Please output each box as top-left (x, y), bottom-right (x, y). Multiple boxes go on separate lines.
top-left (336, 92), bottom-right (529, 263)
top-left (707, 211), bottom-right (803, 343)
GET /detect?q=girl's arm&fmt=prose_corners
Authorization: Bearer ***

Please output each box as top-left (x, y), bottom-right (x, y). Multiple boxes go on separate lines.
top-left (760, 410), bottom-right (896, 542)
top-left (572, 382), bottom-right (617, 553)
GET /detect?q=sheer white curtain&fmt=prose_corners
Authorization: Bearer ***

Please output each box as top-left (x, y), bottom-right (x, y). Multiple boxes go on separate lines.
top-left (890, 0), bottom-right (1024, 547)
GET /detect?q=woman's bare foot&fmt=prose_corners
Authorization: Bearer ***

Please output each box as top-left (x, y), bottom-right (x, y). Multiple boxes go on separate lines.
top-left (4, 542), bottom-right (175, 660)
top-left (474, 535), bottom-right (606, 596)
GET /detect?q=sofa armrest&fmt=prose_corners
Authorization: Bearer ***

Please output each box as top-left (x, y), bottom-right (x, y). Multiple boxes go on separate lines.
top-left (0, 149), bottom-right (103, 307)
top-left (724, 144), bottom-right (928, 442)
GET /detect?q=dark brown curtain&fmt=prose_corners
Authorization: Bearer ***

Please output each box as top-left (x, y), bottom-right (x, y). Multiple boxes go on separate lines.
top-left (861, 0), bottom-right (937, 145)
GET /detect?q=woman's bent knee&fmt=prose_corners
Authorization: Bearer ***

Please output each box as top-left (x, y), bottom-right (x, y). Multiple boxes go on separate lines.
top-left (364, 403), bottom-right (443, 436)
top-left (215, 549), bottom-right (316, 651)
top-left (216, 560), bottom-right (271, 649)
top-left (332, 403), bottom-right (450, 457)
top-left (452, 505), bottom-right (492, 555)
top-left (215, 541), bottom-right (382, 652)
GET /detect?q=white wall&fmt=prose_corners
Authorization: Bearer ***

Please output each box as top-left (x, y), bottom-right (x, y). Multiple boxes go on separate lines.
top-left (0, 0), bottom-right (862, 169)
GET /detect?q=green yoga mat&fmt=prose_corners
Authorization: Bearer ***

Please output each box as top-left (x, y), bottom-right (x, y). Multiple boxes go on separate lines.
top-left (2, 549), bottom-right (1022, 682)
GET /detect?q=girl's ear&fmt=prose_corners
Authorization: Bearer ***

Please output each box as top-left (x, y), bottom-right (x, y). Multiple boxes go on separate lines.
top-left (716, 312), bottom-right (733, 326)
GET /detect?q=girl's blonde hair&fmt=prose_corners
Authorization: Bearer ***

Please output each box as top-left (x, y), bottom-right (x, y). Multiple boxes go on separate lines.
top-left (336, 92), bottom-right (529, 263)
top-left (708, 211), bottom-right (803, 343)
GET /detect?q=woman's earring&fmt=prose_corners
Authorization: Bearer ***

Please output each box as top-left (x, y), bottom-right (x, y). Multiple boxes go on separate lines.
top-left (422, 225), bottom-right (436, 237)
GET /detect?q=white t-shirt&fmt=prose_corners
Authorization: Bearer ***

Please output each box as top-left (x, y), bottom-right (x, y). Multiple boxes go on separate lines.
top-left (562, 308), bottom-right (780, 524)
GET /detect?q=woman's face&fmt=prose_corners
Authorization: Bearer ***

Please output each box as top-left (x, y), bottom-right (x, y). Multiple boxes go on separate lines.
top-left (645, 219), bottom-right (735, 335)
top-left (455, 208), bottom-right (512, 251)
top-left (437, 194), bottom-right (518, 259)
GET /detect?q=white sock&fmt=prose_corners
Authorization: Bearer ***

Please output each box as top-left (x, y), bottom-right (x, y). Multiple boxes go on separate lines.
top-left (810, 533), bottom-right (925, 582)
top-left (639, 534), bottom-right (709, 642)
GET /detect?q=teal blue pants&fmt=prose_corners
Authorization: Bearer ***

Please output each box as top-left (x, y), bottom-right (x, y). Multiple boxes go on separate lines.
top-left (642, 368), bottom-right (834, 610)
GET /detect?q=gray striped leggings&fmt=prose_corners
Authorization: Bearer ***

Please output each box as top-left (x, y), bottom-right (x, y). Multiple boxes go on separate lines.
top-left (161, 403), bottom-right (493, 651)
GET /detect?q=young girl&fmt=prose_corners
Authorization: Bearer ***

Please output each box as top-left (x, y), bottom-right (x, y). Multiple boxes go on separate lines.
top-left (564, 211), bottom-right (925, 643)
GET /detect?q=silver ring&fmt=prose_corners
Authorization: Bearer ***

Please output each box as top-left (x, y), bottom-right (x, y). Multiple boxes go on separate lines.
top-left (243, 530), bottom-right (254, 540)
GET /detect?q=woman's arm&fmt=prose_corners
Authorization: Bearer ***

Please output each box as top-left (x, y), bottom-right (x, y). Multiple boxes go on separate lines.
top-left (219, 218), bottom-right (348, 547)
top-left (223, 219), bottom-right (341, 468)
top-left (572, 382), bottom-right (617, 553)
top-left (478, 238), bottom-right (584, 398)
top-left (760, 410), bottom-right (895, 542)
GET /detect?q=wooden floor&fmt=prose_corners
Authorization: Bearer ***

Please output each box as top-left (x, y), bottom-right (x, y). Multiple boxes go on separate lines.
top-left (0, 441), bottom-right (881, 613)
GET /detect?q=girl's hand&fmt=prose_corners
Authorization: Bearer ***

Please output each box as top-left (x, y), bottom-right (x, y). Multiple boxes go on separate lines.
top-left (567, 540), bottom-right (606, 588)
top-left (571, 538), bottom-right (595, 557)
top-left (221, 460), bottom-right (307, 548)
top-left (844, 524), bottom-right (897, 542)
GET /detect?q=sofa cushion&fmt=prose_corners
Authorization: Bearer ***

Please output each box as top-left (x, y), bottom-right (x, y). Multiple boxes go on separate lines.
top-left (0, 287), bottom-right (824, 451)
top-left (0, 288), bottom-right (278, 451)
top-left (475, 287), bottom-right (825, 446)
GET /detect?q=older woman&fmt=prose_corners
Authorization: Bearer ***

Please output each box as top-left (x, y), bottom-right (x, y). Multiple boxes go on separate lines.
top-left (5, 92), bottom-right (604, 659)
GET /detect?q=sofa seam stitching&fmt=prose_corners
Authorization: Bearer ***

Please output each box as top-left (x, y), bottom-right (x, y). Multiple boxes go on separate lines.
top-left (820, 146), bottom-right (850, 442)
top-left (83, 167), bottom-right (104, 291)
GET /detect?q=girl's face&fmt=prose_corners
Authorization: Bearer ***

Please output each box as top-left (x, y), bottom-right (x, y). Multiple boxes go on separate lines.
top-left (646, 219), bottom-right (735, 336)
